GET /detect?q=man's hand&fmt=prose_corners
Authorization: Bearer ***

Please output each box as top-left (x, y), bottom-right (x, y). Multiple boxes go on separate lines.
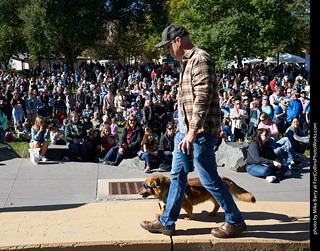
top-left (119, 148), bottom-right (125, 155)
top-left (273, 160), bottom-right (282, 169)
top-left (178, 130), bottom-right (197, 155)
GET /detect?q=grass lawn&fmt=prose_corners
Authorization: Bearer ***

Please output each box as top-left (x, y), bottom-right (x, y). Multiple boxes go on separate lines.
top-left (7, 118), bottom-right (310, 159)
top-left (7, 123), bottom-right (126, 159)
top-left (7, 141), bottom-right (30, 158)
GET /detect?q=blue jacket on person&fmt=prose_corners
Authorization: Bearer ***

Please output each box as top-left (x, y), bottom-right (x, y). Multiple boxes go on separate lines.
top-left (25, 98), bottom-right (38, 112)
top-left (30, 128), bottom-right (50, 143)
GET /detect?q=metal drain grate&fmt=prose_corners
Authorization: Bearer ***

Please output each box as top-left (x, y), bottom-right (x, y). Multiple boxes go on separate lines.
top-left (109, 181), bottom-right (143, 195)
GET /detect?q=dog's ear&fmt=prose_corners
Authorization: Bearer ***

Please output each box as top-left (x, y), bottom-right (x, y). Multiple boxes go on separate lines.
top-left (149, 178), bottom-right (161, 188)
top-left (155, 177), bottom-right (161, 187)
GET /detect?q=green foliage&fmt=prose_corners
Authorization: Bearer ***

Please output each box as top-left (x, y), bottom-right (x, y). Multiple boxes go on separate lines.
top-left (0, 0), bottom-right (309, 69)
top-left (20, 0), bottom-right (106, 67)
top-left (0, 0), bottom-right (27, 68)
top-left (168, 0), bottom-right (310, 69)
top-left (89, 0), bottom-right (170, 63)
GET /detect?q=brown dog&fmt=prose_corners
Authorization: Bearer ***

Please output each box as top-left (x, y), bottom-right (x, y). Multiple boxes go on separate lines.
top-left (138, 174), bottom-right (256, 220)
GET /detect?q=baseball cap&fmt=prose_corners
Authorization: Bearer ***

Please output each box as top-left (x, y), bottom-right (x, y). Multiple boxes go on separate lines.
top-left (156, 25), bottom-right (189, 48)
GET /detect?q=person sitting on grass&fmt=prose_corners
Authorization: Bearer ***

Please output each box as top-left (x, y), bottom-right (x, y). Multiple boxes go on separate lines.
top-left (30, 116), bottom-right (50, 162)
top-left (65, 111), bottom-right (87, 161)
top-left (5, 122), bottom-right (16, 142)
top-left (15, 120), bottom-right (29, 141)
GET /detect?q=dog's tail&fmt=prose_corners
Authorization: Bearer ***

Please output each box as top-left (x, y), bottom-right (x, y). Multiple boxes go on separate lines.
top-left (222, 177), bottom-right (256, 203)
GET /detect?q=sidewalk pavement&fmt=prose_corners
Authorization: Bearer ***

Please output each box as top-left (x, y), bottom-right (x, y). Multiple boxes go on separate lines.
top-left (0, 152), bottom-right (311, 250)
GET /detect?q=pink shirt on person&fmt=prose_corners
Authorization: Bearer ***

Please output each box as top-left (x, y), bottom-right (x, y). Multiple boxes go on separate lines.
top-left (258, 120), bottom-right (279, 140)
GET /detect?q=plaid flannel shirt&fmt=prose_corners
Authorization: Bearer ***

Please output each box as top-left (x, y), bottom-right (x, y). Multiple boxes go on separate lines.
top-left (179, 46), bottom-right (220, 137)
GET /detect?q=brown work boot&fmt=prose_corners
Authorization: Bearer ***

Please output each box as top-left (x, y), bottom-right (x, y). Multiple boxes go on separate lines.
top-left (140, 219), bottom-right (175, 236)
top-left (211, 222), bottom-right (247, 238)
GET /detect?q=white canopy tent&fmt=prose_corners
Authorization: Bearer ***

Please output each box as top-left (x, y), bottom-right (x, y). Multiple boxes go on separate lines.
top-left (227, 58), bottom-right (262, 68)
top-left (264, 53), bottom-right (305, 64)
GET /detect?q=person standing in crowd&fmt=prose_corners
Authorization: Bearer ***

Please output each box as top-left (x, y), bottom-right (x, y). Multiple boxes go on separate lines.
top-left (269, 86), bottom-right (283, 108)
top-left (298, 90), bottom-right (310, 135)
top-left (25, 91), bottom-right (38, 125)
top-left (154, 93), bottom-right (167, 138)
top-left (286, 91), bottom-right (303, 126)
top-left (261, 95), bottom-right (273, 118)
top-left (65, 89), bottom-right (75, 116)
top-left (140, 25), bottom-right (247, 238)
top-left (273, 99), bottom-right (290, 137)
top-left (249, 100), bottom-right (261, 137)
top-left (230, 100), bottom-right (248, 142)
top-left (11, 91), bottom-right (24, 127)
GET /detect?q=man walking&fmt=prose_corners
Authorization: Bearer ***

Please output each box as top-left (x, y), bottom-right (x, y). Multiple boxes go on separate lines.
top-left (140, 25), bottom-right (246, 238)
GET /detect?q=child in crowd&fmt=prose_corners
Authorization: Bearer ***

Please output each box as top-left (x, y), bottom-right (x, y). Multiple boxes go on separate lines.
top-left (5, 122), bottom-right (16, 142)
top-left (50, 126), bottom-right (66, 145)
top-left (86, 128), bottom-right (102, 162)
top-left (139, 131), bottom-right (159, 173)
top-left (110, 117), bottom-right (119, 142)
top-left (15, 120), bottom-right (29, 141)
top-left (103, 135), bottom-right (117, 155)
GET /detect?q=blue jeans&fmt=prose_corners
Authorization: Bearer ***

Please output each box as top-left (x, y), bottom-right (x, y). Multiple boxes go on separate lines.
top-left (67, 142), bottom-right (87, 161)
top-left (246, 163), bottom-right (288, 179)
top-left (270, 137), bottom-right (296, 163)
top-left (104, 146), bottom-right (135, 165)
top-left (140, 152), bottom-right (151, 165)
top-left (12, 108), bottom-right (24, 127)
top-left (159, 131), bottom-right (244, 229)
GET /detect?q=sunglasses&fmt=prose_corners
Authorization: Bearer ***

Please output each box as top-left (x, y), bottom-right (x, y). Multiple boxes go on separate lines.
top-left (129, 119), bottom-right (136, 122)
top-left (167, 128), bottom-right (174, 130)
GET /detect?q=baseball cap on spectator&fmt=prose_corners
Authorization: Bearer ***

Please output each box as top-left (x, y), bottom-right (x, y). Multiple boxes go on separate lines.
top-left (156, 25), bottom-right (189, 48)
top-left (131, 102), bottom-right (137, 106)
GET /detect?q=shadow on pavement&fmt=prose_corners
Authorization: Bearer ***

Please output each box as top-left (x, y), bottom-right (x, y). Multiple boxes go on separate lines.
top-left (177, 210), bottom-right (309, 241)
top-left (0, 143), bottom-right (20, 161)
top-left (0, 203), bottom-right (86, 213)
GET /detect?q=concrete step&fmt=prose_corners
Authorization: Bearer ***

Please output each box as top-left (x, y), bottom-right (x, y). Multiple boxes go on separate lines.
top-left (0, 201), bottom-right (310, 250)
top-left (45, 144), bottom-right (69, 161)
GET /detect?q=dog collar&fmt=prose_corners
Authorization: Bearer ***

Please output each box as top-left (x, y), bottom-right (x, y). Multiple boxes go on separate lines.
top-left (158, 177), bottom-right (166, 199)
